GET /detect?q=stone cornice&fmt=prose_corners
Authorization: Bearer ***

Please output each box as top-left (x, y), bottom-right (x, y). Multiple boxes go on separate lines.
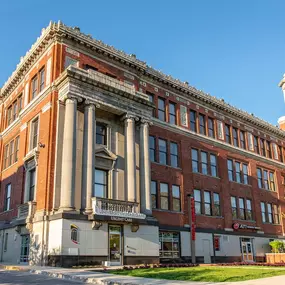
top-left (1, 21), bottom-right (284, 139)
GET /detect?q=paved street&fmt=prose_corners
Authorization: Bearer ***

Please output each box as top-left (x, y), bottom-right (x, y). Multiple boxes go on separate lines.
top-left (0, 270), bottom-right (83, 285)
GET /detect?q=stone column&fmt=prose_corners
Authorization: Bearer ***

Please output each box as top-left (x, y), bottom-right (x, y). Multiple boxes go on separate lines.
top-left (124, 115), bottom-right (137, 202)
top-left (81, 102), bottom-right (96, 213)
top-left (140, 119), bottom-right (152, 215)
top-left (59, 97), bottom-right (78, 211)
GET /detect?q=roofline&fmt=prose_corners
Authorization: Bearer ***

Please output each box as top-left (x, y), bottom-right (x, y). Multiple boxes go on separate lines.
top-left (1, 20), bottom-right (284, 138)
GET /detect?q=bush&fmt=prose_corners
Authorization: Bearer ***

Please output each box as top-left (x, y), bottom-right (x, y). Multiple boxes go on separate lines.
top-left (269, 240), bottom-right (285, 253)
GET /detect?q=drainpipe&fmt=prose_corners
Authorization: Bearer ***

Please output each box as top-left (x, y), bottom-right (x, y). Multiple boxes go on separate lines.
top-left (0, 229), bottom-right (5, 262)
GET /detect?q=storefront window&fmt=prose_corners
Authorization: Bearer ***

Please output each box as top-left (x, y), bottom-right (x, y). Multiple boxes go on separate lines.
top-left (159, 231), bottom-right (180, 258)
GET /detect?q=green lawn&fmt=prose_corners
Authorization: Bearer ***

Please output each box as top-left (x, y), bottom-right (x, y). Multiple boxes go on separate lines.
top-left (112, 266), bottom-right (285, 282)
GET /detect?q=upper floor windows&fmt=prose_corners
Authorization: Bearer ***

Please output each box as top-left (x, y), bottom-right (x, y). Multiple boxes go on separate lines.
top-left (257, 167), bottom-right (275, 191)
top-left (3, 136), bottom-right (20, 170)
top-left (225, 124), bottom-right (231, 144)
top-left (261, 202), bottom-right (280, 224)
top-left (199, 114), bottom-right (206, 135)
top-left (4, 184), bottom-right (11, 212)
top-left (208, 118), bottom-right (215, 138)
top-left (266, 141), bottom-right (272, 159)
top-left (170, 142), bottom-right (179, 168)
top-left (194, 189), bottom-right (221, 216)
top-left (191, 149), bottom-right (218, 177)
top-left (233, 127), bottom-right (238, 147)
top-left (169, 102), bottom-right (176, 125)
top-left (231, 196), bottom-right (253, 220)
top-left (149, 136), bottom-right (156, 162)
top-left (147, 91), bottom-right (155, 117)
top-left (227, 159), bottom-right (249, 185)
top-left (94, 169), bottom-right (108, 198)
top-left (31, 66), bottom-right (45, 100)
top-left (30, 117), bottom-right (39, 150)
top-left (240, 131), bottom-right (246, 149)
top-left (254, 136), bottom-right (259, 154)
top-left (96, 124), bottom-right (106, 145)
top-left (159, 139), bottom-right (167, 165)
top-left (190, 110), bottom-right (197, 132)
top-left (158, 98), bottom-right (166, 121)
top-left (6, 95), bottom-right (23, 127)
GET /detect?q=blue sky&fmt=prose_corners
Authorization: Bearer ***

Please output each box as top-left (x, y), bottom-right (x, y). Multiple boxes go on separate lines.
top-left (1, 0), bottom-right (285, 125)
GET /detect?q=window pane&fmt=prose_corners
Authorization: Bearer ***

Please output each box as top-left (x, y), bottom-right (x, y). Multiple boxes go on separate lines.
top-left (151, 181), bottom-right (157, 209)
top-left (227, 159), bottom-right (233, 181)
top-left (149, 136), bottom-right (156, 162)
top-left (94, 169), bottom-right (107, 198)
top-left (158, 98), bottom-right (165, 121)
top-left (235, 162), bottom-right (241, 183)
top-left (169, 103), bottom-right (176, 124)
top-left (210, 154), bottom-right (217, 177)
top-left (170, 142), bottom-right (178, 167)
top-left (172, 185), bottom-right (180, 211)
top-left (208, 118), bottom-right (215, 138)
top-left (159, 139), bottom-right (167, 165)
top-left (199, 114), bottom-right (205, 135)
top-left (190, 110), bottom-right (197, 132)
top-left (243, 164), bottom-right (249, 184)
top-left (96, 124), bottom-right (106, 145)
top-left (191, 149), bottom-right (199, 173)
top-left (201, 151), bottom-right (208, 175)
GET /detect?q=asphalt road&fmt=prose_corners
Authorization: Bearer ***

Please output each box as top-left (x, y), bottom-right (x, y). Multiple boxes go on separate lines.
top-left (0, 270), bottom-right (84, 285)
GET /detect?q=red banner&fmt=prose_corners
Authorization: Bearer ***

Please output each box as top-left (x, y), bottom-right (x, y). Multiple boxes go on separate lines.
top-left (191, 197), bottom-right (196, 241)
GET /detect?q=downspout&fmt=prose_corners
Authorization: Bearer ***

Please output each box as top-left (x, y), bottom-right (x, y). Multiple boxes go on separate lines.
top-left (0, 229), bottom-right (5, 262)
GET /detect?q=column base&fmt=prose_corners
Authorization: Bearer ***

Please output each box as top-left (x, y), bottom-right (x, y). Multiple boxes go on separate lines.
top-left (80, 208), bottom-right (93, 215)
top-left (57, 207), bottom-right (77, 213)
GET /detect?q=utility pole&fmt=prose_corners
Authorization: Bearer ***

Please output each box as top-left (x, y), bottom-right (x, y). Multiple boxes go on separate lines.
top-left (188, 194), bottom-right (196, 264)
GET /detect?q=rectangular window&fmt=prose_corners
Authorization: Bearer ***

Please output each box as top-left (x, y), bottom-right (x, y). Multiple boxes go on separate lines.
top-left (246, 199), bottom-right (252, 220)
top-left (30, 117), bottom-right (39, 150)
top-left (227, 159), bottom-right (234, 181)
top-left (201, 151), bottom-right (208, 175)
top-left (170, 142), bottom-right (178, 167)
top-left (158, 139), bottom-right (167, 165)
top-left (231, 196), bottom-right (237, 219)
top-left (31, 75), bottom-right (38, 99)
top-left (213, 193), bottom-right (220, 216)
top-left (199, 114), bottom-right (206, 135)
top-left (204, 191), bottom-right (211, 216)
top-left (240, 131), bottom-right (246, 149)
top-left (94, 169), bottom-right (108, 198)
top-left (254, 136), bottom-right (259, 154)
top-left (260, 139), bottom-right (266, 156)
top-left (3, 144), bottom-right (9, 169)
top-left (235, 162), bottom-right (241, 183)
top-left (7, 106), bottom-right (12, 126)
top-left (225, 124), bottom-right (231, 144)
top-left (279, 146), bottom-right (284, 162)
top-left (64, 56), bottom-right (78, 69)
top-left (159, 231), bottom-right (180, 258)
top-left (149, 136), bottom-right (156, 162)
top-left (242, 164), bottom-right (249, 185)
top-left (158, 98), bottom-right (166, 121)
top-left (4, 233), bottom-right (8, 252)
top-left (172, 185), bottom-right (181, 211)
top-left (190, 110), bottom-right (197, 132)
top-left (217, 120), bottom-right (224, 140)
top-left (208, 118), bottom-right (215, 138)
top-left (247, 133), bottom-right (254, 151)
top-left (147, 92), bottom-right (155, 117)
top-left (29, 169), bottom-right (36, 201)
top-left (233, 128), bottom-right (239, 147)
top-left (269, 172), bottom-right (275, 191)
top-left (8, 140), bottom-right (14, 166)
top-left (96, 124), bottom-right (106, 145)
top-left (266, 141), bottom-right (272, 159)
top-left (239, 198), bottom-right (245, 220)
top-left (12, 101), bottom-right (18, 121)
top-left (267, 204), bottom-right (273, 223)
top-left (160, 183), bottom-right (169, 210)
top-left (194, 189), bottom-right (201, 215)
top-left (39, 67), bottom-right (45, 92)
top-left (169, 102), bottom-right (176, 125)
top-left (210, 154), bottom-right (217, 177)
top-left (151, 181), bottom-right (157, 209)
top-left (4, 184), bottom-right (11, 211)
top-left (191, 149), bottom-right (199, 173)
top-left (257, 168), bottom-right (262, 188)
top-left (263, 170), bottom-right (269, 190)
top-left (14, 136), bottom-right (20, 163)
top-left (274, 205), bottom-right (280, 224)
top-left (18, 95), bottom-right (23, 113)
top-left (261, 202), bottom-right (266, 222)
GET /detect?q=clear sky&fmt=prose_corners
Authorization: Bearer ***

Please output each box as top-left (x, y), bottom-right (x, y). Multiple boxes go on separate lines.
top-left (1, 0), bottom-right (285, 125)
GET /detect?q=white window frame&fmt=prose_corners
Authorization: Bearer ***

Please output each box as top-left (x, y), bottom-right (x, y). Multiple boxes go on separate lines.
top-left (29, 116), bottom-right (39, 151)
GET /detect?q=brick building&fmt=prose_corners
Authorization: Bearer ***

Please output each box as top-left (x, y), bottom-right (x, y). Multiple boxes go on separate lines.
top-left (0, 21), bottom-right (285, 266)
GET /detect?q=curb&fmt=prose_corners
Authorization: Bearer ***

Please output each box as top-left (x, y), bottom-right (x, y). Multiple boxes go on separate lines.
top-left (0, 265), bottom-right (28, 271)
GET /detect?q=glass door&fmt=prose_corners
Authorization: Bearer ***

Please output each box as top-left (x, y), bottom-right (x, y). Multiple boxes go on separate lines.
top-left (20, 235), bottom-right (30, 263)
top-left (241, 240), bottom-right (254, 262)
top-left (109, 225), bottom-right (122, 265)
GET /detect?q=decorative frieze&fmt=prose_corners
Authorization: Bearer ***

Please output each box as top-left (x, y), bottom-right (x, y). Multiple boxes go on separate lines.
top-left (180, 105), bottom-right (188, 127)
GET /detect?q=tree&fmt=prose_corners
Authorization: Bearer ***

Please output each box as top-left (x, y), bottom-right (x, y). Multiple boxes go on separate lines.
top-left (269, 240), bottom-right (285, 253)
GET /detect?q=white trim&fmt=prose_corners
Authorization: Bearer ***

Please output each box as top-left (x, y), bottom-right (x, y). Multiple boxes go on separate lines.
top-left (20, 123), bottom-right (27, 132)
top-left (41, 102), bottom-right (51, 113)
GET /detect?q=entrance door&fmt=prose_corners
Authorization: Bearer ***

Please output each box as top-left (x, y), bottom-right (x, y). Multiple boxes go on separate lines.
top-left (109, 225), bottom-right (122, 265)
top-left (202, 239), bottom-right (211, 264)
top-left (241, 240), bottom-right (254, 262)
top-left (20, 235), bottom-right (30, 264)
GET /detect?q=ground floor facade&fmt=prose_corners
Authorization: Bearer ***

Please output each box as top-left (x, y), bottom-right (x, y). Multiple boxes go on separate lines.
top-left (0, 214), bottom-right (280, 266)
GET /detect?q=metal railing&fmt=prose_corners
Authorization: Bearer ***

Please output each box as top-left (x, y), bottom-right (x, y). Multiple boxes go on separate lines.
top-left (92, 197), bottom-right (146, 219)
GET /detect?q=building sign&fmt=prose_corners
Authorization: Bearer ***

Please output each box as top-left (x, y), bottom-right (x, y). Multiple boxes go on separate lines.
top-left (110, 216), bottom-right (133, 222)
top-left (191, 197), bottom-right (196, 241)
top-left (180, 105), bottom-right (188, 127)
top-left (232, 222), bottom-right (261, 231)
top-left (214, 236), bottom-right (220, 251)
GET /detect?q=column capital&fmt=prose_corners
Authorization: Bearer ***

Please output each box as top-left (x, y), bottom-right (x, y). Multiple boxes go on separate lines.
top-left (62, 94), bottom-right (83, 103)
top-left (121, 113), bottom-right (139, 122)
top-left (84, 99), bottom-right (100, 109)
top-left (140, 117), bottom-right (153, 126)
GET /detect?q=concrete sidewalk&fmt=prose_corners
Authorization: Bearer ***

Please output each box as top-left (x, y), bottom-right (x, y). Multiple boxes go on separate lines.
top-left (1, 263), bottom-right (285, 285)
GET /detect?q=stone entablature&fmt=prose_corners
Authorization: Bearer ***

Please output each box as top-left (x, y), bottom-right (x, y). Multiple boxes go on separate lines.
top-left (1, 21), bottom-right (284, 139)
